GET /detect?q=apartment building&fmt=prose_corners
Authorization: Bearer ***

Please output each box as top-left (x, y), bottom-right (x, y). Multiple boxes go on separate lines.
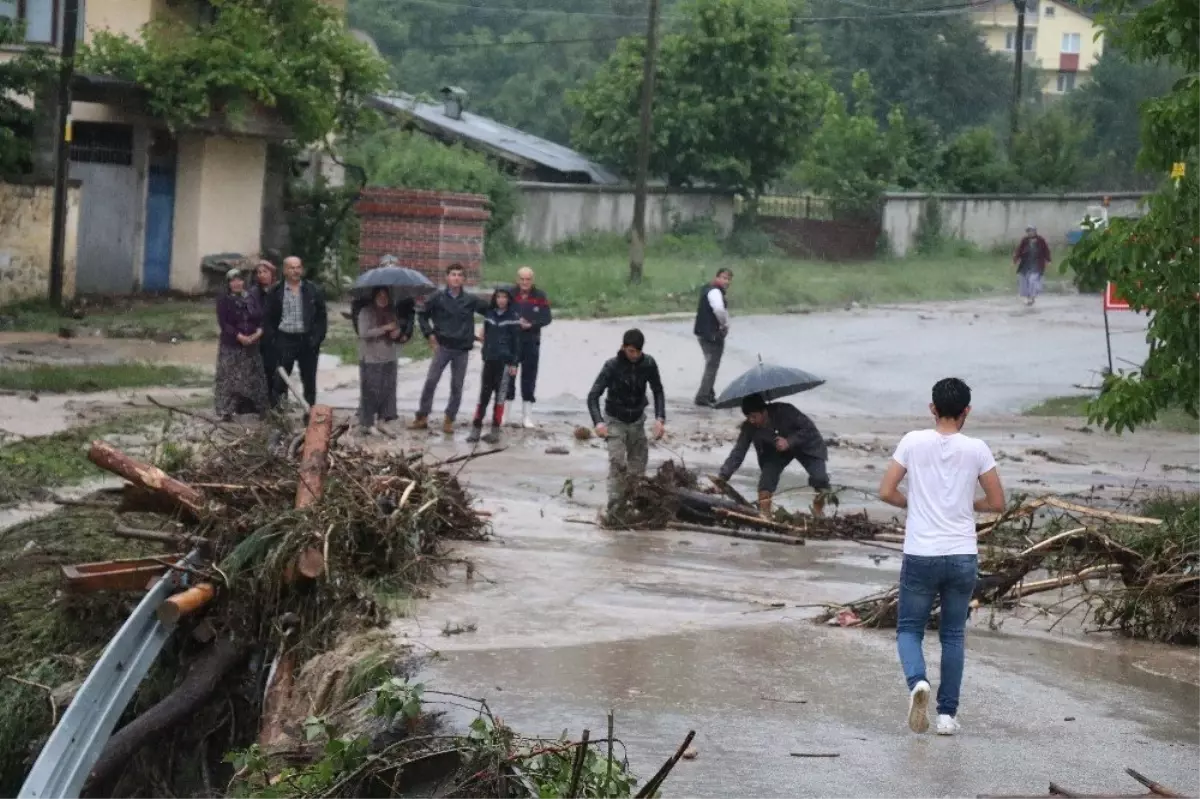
top-left (971, 0), bottom-right (1104, 96)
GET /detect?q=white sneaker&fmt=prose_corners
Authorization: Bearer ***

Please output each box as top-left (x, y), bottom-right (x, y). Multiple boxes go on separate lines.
top-left (522, 403), bottom-right (535, 429)
top-left (907, 681), bottom-right (931, 733)
top-left (935, 714), bottom-right (960, 736)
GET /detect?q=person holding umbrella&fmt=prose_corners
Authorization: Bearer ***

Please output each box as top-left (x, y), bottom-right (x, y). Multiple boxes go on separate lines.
top-left (347, 255), bottom-right (420, 340)
top-left (715, 394), bottom-right (831, 518)
top-left (356, 287), bottom-right (404, 434)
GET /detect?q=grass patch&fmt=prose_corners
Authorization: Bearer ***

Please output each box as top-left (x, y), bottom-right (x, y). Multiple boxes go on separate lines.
top-left (1023, 395), bottom-right (1199, 435)
top-left (0, 297), bottom-right (215, 340)
top-left (0, 363), bottom-right (207, 394)
top-left (324, 331), bottom-right (434, 366)
top-left (0, 507), bottom-right (158, 793)
top-left (0, 411), bottom-right (170, 504)
top-left (486, 233), bottom-right (1018, 318)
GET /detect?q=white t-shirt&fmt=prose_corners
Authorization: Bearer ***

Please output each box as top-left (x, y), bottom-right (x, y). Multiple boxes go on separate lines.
top-left (892, 429), bottom-right (997, 556)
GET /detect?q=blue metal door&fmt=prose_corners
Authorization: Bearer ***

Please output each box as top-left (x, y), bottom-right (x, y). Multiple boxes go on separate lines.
top-left (143, 165), bottom-right (176, 292)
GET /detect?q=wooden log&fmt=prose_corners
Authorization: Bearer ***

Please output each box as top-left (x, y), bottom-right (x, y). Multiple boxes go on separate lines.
top-left (83, 638), bottom-right (248, 796)
top-left (259, 650), bottom-right (296, 748)
top-left (668, 521), bottom-right (805, 546)
top-left (714, 507), bottom-right (806, 537)
top-left (113, 523), bottom-right (207, 546)
top-left (88, 440), bottom-right (205, 516)
top-left (62, 557), bottom-right (180, 593)
top-left (1124, 767), bottom-right (1185, 798)
top-left (157, 582), bottom-right (216, 625)
top-left (295, 405), bottom-right (333, 510)
top-left (1043, 497), bottom-right (1163, 526)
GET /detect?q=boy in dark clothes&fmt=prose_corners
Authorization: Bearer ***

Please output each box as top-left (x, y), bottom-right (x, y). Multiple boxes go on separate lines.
top-left (716, 393), bottom-right (831, 517)
top-left (468, 287), bottom-right (522, 443)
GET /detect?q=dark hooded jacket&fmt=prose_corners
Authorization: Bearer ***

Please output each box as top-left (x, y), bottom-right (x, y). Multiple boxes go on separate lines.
top-left (418, 287), bottom-right (489, 351)
top-left (480, 292), bottom-right (522, 364)
top-left (718, 402), bottom-right (827, 480)
top-left (587, 350), bottom-right (666, 425)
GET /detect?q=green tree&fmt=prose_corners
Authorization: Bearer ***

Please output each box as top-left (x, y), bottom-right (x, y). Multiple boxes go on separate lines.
top-left (791, 71), bottom-right (908, 217)
top-left (79, 0), bottom-right (388, 145)
top-left (1011, 105), bottom-right (1092, 191)
top-left (939, 127), bottom-right (1019, 193)
top-left (0, 18), bottom-right (54, 178)
top-left (1062, 0), bottom-right (1199, 431)
top-left (570, 0), bottom-right (827, 197)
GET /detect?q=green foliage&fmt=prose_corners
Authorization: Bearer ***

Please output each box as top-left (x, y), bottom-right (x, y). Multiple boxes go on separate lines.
top-left (1062, 0), bottom-right (1199, 432)
top-left (78, 0), bottom-right (388, 144)
top-left (353, 130), bottom-right (520, 256)
top-left (1062, 217), bottom-right (1110, 292)
top-left (1011, 106), bottom-right (1092, 191)
top-left (792, 71), bottom-right (910, 217)
top-left (0, 363), bottom-right (205, 394)
top-left (372, 677), bottom-right (425, 725)
top-left (0, 18), bottom-right (54, 178)
top-left (939, 127), bottom-right (1018, 193)
top-left (285, 172), bottom-right (361, 290)
top-left (570, 0), bottom-right (827, 195)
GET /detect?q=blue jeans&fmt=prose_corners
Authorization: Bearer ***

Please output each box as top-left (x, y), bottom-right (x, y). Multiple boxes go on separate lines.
top-left (896, 553), bottom-right (978, 717)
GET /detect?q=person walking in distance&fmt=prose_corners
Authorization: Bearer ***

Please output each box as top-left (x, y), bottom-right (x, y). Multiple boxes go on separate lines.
top-left (411, 264), bottom-right (489, 434)
top-left (1013, 225), bottom-right (1051, 306)
top-left (508, 266), bottom-right (552, 428)
top-left (468, 287), bottom-right (522, 444)
top-left (694, 268), bottom-right (732, 407)
top-left (586, 329), bottom-right (666, 515)
top-left (265, 256), bottom-right (327, 411)
top-left (878, 378), bottom-right (1005, 736)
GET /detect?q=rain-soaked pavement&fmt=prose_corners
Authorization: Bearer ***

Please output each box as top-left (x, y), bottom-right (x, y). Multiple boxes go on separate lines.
top-left (330, 295), bottom-right (1200, 797)
top-left (6, 293), bottom-right (1198, 795)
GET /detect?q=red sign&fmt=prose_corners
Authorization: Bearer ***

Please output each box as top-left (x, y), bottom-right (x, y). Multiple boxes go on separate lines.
top-left (1104, 282), bottom-right (1131, 311)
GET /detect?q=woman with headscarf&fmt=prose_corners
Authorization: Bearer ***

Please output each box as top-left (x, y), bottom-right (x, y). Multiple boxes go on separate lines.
top-left (214, 268), bottom-right (269, 420)
top-left (357, 286), bottom-right (401, 433)
top-left (249, 259), bottom-right (279, 392)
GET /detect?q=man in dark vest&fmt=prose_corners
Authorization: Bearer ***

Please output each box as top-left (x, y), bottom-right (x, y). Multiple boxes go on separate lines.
top-left (693, 268), bottom-right (733, 407)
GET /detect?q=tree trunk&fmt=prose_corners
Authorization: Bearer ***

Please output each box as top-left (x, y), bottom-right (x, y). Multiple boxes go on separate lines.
top-left (83, 638), bottom-right (247, 797)
top-left (88, 441), bottom-right (205, 516)
top-left (294, 405), bottom-right (333, 509)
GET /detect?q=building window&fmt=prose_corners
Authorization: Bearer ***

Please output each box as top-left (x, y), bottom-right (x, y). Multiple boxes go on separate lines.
top-left (1005, 30), bottom-right (1035, 51)
top-left (0, 0), bottom-right (57, 44)
top-left (1056, 72), bottom-right (1077, 92)
top-left (1043, 4), bottom-right (1056, 16)
top-left (70, 122), bottom-right (134, 166)
top-left (1062, 32), bottom-right (1081, 53)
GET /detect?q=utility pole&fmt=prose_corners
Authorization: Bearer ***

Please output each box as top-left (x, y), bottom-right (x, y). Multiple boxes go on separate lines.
top-left (49, 0), bottom-right (81, 309)
top-left (1008, 0), bottom-right (1027, 153)
top-left (628, 0), bottom-right (661, 285)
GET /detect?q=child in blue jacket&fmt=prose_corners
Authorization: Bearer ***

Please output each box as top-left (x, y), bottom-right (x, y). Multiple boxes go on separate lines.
top-left (468, 288), bottom-right (522, 443)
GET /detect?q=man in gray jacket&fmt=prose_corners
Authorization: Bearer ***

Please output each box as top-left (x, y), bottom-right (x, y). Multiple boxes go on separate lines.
top-left (410, 264), bottom-right (488, 433)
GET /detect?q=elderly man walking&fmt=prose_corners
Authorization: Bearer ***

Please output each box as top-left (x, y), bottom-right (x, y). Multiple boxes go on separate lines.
top-left (1013, 225), bottom-right (1051, 306)
top-left (507, 266), bottom-right (552, 427)
top-left (694, 268), bottom-right (732, 407)
top-left (265, 256), bottom-right (327, 411)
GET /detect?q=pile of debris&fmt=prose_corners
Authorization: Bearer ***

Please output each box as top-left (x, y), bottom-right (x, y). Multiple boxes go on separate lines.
top-left (605, 461), bottom-right (901, 546)
top-left (38, 407), bottom-right (692, 798)
top-left (817, 495), bottom-right (1199, 644)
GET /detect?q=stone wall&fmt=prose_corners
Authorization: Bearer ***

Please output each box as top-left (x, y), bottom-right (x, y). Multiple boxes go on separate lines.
top-left (356, 188), bottom-right (491, 283)
top-left (514, 183), bottom-right (735, 250)
top-left (0, 180), bottom-right (79, 306)
top-left (882, 192), bottom-right (1148, 257)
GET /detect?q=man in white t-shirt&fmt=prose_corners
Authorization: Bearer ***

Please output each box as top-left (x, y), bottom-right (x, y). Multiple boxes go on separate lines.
top-left (878, 377), bottom-right (1005, 736)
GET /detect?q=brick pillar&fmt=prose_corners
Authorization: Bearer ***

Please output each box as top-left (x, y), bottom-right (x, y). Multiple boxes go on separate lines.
top-left (355, 188), bottom-right (491, 284)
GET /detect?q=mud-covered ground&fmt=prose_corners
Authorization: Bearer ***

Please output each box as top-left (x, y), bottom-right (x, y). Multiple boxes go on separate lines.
top-left (2, 294), bottom-right (1197, 796)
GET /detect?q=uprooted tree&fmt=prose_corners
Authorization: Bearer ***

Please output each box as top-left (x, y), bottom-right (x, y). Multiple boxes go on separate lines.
top-left (1062, 0), bottom-right (1199, 432)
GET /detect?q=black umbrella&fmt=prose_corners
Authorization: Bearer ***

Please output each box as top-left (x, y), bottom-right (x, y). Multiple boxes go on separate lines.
top-left (714, 357), bottom-right (825, 409)
top-left (352, 265), bottom-right (436, 300)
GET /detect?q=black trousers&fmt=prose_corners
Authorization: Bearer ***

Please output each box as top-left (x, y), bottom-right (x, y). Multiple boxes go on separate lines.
top-left (506, 338), bottom-right (541, 403)
top-left (474, 360), bottom-right (512, 426)
top-left (758, 452), bottom-right (830, 494)
top-left (273, 331), bottom-right (319, 408)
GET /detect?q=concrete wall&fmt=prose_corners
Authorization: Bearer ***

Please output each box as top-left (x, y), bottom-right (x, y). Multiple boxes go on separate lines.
top-left (171, 134), bottom-right (267, 291)
top-left (514, 183), bottom-right (735, 250)
top-left (882, 192), bottom-right (1147, 257)
top-left (0, 180), bottom-right (79, 305)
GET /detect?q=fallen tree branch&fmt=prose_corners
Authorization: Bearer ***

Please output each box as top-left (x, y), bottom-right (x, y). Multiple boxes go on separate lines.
top-left (1043, 497), bottom-right (1163, 526)
top-left (635, 730), bottom-right (696, 799)
top-left (667, 521), bottom-right (805, 546)
top-left (88, 441), bottom-right (206, 516)
top-left (3, 675), bottom-right (57, 727)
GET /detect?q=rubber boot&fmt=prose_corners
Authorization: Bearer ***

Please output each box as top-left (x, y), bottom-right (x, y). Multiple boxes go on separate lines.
top-left (522, 401), bottom-right (535, 429)
top-left (758, 491), bottom-right (773, 518)
top-left (466, 424), bottom-right (482, 443)
top-left (482, 424), bottom-right (502, 444)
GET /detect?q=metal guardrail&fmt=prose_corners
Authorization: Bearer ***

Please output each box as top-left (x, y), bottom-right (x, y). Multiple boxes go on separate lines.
top-left (19, 550), bottom-right (201, 799)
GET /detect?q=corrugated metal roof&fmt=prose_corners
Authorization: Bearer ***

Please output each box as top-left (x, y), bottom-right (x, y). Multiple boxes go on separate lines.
top-left (372, 93), bottom-right (622, 185)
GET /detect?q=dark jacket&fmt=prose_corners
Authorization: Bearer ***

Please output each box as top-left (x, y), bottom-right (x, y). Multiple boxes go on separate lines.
top-left (511, 286), bottom-right (552, 342)
top-left (216, 292), bottom-right (263, 349)
top-left (350, 295), bottom-right (415, 339)
top-left (587, 350), bottom-right (666, 425)
top-left (693, 282), bottom-right (728, 341)
top-left (718, 402), bottom-right (827, 480)
top-left (265, 280), bottom-right (327, 347)
top-left (1014, 235), bottom-right (1052, 273)
top-left (480, 303), bottom-right (522, 364)
top-left (418, 288), bottom-right (488, 351)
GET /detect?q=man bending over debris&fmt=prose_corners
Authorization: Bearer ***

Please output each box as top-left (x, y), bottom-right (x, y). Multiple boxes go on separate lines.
top-left (878, 377), bottom-right (1005, 737)
top-left (715, 394), bottom-right (831, 518)
top-left (587, 329), bottom-right (666, 514)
